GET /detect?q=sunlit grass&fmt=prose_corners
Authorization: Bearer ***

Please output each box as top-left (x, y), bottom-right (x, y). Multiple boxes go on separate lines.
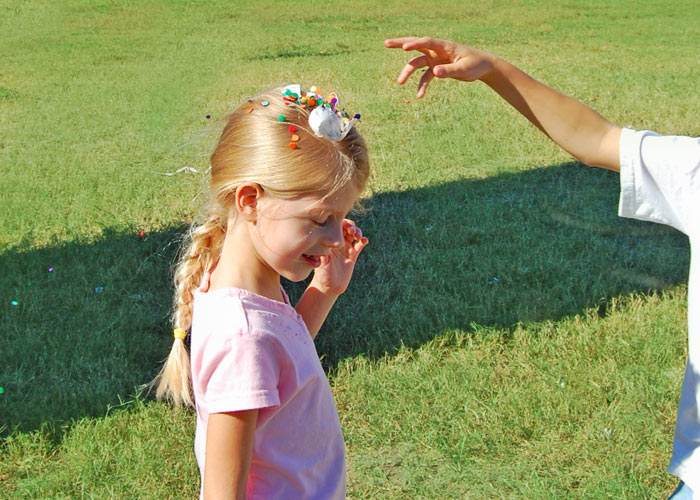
top-left (1, 0), bottom-right (698, 498)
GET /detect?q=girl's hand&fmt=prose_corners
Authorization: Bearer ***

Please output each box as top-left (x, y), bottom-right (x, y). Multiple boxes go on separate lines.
top-left (310, 219), bottom-right (368, 296)
top-left (384, 36), bottom-right (497, 98)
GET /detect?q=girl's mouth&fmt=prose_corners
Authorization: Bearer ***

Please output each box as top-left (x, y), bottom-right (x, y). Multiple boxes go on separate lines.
top-left (302, 254), bottom-right (322, 267)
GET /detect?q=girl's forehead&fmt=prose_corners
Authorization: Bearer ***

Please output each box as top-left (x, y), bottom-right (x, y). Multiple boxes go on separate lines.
top-left (275, 186), bottom-right (359, 214)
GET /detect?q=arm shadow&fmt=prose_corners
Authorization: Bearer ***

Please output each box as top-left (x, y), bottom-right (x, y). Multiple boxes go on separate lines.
top-left (303, 162), bottom-right (689, 369)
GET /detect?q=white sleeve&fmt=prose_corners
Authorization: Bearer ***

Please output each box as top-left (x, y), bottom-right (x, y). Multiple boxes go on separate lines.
top-left (618, 127), bottom-right (700, 235)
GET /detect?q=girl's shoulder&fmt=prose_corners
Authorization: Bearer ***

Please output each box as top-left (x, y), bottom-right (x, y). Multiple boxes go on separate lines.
top-left (193, 287), bottom-right (305, 341)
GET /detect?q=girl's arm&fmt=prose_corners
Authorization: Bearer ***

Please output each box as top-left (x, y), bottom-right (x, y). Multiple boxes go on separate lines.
top-left (203, 410), bottom-right (258, 500)
top-left (384, 36), bottom-right (622, 171)
top-left (296, 220), bottom-right (368, 338)
top-left (295, 285), bottom-right (340, 339)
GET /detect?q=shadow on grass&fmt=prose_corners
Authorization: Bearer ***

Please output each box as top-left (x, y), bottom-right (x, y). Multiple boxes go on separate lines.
top-left (0, 162), bottom-right (689, 436)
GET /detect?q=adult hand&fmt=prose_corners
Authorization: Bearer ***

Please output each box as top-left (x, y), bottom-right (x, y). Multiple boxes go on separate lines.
top-left (384, 36), bottom-right (497, 97)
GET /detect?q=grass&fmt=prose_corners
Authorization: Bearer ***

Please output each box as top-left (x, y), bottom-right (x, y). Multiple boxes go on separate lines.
top-left (1, 0), bottom-right (698, 498)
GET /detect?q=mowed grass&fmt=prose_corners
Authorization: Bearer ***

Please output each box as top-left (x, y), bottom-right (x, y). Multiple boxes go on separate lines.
top-left (1, 0), bottom-right (698, 498)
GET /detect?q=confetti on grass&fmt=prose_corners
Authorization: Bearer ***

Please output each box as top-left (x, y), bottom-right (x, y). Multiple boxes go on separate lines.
top-left (155, 166), bottom-right (211, 176)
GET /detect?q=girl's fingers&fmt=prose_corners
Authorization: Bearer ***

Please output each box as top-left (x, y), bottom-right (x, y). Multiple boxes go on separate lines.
top-left (397, 55), bottom-right (429, 84)
top-left (342, 219), bottom-right (363, 241)
top-left (342, 223), bottom-right (355, 242)
top-left (356, 237), bottom-right (369, 254)
top-left (348, 237), bottom-right (369, 260)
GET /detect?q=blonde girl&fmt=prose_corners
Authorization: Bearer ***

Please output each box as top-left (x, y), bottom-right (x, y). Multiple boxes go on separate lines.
top-left (154, 84), bottom-right (370, 500)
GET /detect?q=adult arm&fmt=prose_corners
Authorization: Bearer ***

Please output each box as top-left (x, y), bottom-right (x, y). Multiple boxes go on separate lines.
top-left (203, 410), bottom-right (258, 500)
top-left (384, 36), bottom-right (622, 171)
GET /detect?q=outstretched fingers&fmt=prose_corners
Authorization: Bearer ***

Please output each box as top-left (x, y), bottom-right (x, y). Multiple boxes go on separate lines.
top-left (383, 37), bottom-right (420, 49)
top-left (417, 68), bottom-right (435, 98)
top-left (384, 36), bottom-right (445, 53)
top-left (396, 36), bottom-right (447, 54)
top-left (397, 55), bottom-right (429, 84)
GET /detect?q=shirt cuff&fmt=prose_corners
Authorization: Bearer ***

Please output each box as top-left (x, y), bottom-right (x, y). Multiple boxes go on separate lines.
top-left (618, 127), bottom-right (641, 219)
top-left (208, 389), bottom-right (280, 414)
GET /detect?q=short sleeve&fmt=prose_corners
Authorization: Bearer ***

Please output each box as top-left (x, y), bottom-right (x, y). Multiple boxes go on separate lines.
top-left (201, 331), bottom-right (281, 414)
top-left (619, 128), bottom-right (700, 235)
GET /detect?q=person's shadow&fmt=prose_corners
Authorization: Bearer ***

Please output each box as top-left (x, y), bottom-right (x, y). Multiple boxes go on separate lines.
top-left (0, 162), bottom-right (689, 436)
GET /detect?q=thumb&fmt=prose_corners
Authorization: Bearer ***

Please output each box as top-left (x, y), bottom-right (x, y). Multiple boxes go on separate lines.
top-left (432, 62), bottom-right (463, 79)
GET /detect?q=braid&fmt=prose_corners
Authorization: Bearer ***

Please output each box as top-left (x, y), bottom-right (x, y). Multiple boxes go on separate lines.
top-left (153, 213), bottom-right (227, 406)
top-left (173, 217), bottom-right (226, 330)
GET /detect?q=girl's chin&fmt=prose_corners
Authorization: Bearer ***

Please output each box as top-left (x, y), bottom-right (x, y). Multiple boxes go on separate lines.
top-left (281, 268), bottom-right (313, 283)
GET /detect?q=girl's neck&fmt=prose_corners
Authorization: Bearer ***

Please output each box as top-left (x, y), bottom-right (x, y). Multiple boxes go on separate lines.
top-left (208, 220), bottom-right (283, 302)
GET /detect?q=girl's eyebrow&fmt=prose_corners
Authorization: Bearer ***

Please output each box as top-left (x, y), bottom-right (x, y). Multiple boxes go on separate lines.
top-left (307, 207), bottom-right (340, 216)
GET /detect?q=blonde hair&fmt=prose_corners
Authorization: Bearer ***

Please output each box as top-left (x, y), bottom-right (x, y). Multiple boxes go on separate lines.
top-left (154, 87), bottom-right (370, 406)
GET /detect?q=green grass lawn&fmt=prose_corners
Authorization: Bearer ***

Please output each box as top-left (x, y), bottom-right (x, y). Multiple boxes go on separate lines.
top-left (1, 0), bottom-right (698, 498)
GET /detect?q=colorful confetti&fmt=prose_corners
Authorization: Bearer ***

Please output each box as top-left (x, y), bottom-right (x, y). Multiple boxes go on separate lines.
top-left (281, 84), bottom-right (360, 141)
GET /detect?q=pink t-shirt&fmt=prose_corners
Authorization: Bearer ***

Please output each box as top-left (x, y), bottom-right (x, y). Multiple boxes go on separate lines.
top-left (190, 287), bottom-right (346, 500)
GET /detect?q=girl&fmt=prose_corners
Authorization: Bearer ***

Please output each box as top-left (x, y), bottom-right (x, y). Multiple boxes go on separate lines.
top-left (154, 84), bottom-right (370, 500)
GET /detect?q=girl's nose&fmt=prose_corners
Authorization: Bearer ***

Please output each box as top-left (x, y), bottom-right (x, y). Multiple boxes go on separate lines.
top-left (322, 222), bottom-right (344, 248)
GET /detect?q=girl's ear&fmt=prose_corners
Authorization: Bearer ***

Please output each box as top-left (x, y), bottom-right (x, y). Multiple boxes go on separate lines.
top-left (235, 183), bottom-right (263, 221)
